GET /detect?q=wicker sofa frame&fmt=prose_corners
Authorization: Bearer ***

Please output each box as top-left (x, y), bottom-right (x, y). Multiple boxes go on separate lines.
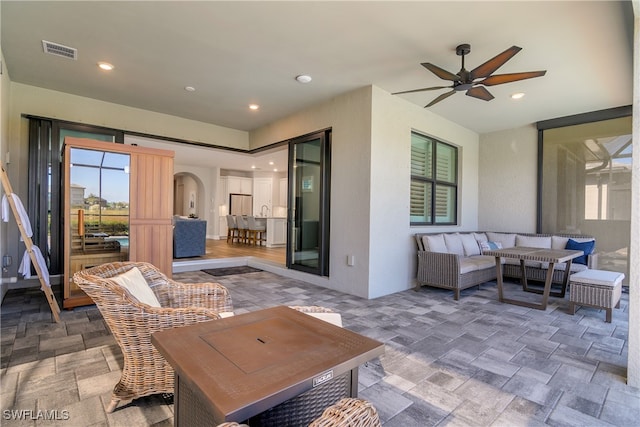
top-left (415, 232), bottom-right (597, 300)
top-left (415, 248), bottom-right (497, 300)
top-left (73, 261), bottom-right (233, 412)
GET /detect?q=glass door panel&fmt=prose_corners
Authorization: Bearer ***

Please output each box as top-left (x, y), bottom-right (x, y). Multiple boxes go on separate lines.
top-left (64, 146), bottom-right (130, 308)
top-left (287, 131), bottom-right (330, 276)
top-left (540, 115), bottom-right (632, 280)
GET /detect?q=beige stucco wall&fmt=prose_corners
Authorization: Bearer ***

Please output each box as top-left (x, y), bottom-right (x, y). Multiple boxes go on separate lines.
top-left (369, 86), bottom-right (479, 298)
top-left (251, 86), bottom-right (374, 297)
top-left (9, 83), bottom-right (249, 149)
top-left (251, 85), bottom-right (480, 298)
top-left (478, 125), bottom-right (539, 232)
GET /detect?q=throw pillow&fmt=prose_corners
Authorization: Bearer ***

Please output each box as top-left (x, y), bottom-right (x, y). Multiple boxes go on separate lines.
top-left (459, 233), bottom-right (481, 256)
top-left (486, 232), bottom-right (517, 248)
top-left (110, 267), bottom-right (161, 307)
top-left (444, 233), bottom-right (465, 256)
top-left (479, 241), bottom-right (503, 254)
top-left (565, 238), bottom-right (595, 265)
top-left (423, 234), bottom-right (448, 253)
top-left (516, 235), bottom-right (551, 249)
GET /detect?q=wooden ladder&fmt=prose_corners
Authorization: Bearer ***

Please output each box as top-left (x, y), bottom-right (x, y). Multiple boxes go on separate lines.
top-left (1, 161), bottom-right (61, 322)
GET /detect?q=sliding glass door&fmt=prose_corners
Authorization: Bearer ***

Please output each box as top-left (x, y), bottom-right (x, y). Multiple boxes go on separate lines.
top-left (28, 117), bottom-right (123, 276)
top-left (538, 109), bottom-right (632, 280)
top-left (287, 130), bottom-right (331, 276)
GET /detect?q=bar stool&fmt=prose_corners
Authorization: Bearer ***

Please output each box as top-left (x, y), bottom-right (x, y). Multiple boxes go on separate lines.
top-left (246, 216), bottom-right (266, 246)
top-left (225, 215), bottom-right (239, 244)
top-left (235, 215), bottom-right (249, 244)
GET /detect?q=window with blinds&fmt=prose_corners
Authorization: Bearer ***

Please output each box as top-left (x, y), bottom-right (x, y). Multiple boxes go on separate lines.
top-left (410, 132), bottom-right (458, 225)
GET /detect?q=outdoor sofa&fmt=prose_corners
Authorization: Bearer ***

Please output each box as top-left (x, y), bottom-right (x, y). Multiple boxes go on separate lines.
top-left (414, 231), bottom-right (597, 300)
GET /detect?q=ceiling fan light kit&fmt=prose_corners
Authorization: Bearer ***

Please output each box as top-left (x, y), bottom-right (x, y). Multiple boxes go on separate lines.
top-left (393, 43), bottom-right (547, 107)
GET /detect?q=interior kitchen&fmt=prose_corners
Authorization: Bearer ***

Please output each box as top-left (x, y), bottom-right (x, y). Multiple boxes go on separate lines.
top-left (164, 134), bottom-right (290, 253)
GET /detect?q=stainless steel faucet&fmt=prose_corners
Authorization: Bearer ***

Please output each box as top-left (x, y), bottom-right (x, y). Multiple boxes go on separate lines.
top-left (260, 205), bottom-right (270, 217)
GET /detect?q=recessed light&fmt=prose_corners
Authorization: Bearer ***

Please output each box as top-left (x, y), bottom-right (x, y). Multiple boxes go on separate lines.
top-left (251, 165), bottom-right (257, 169)
top-left (249, 104), bottom-right (259, 110)
top-left (97, 62), bottom-right (114, 71)
top-left (273, 168), bottom-right (278, 172)
top-left (268, 161), bottom-right (274, 165)
top-left (185, 86), bottom-right (195, 92)
top-left (295, 74), bottom-right (312, 83)
top-left (511, 92), bottom-right (525, 99)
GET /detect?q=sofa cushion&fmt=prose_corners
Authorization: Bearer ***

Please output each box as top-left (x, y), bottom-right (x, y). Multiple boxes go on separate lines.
top-left (546, 262), bottom-right (588, 273)
top-left (444, 233), bottom-right (465, 256)
top-left (504, 259), bottom-right (543, 268)
top-left (459, 258), bottom-right (479, 274)
top-left (473, 232), bottom-right (488, 243)
top-left (551, 235), bottom-right (595, 250)
top-left (565, 238), bottom-right (595, 265)
top-left (479, 240), bottom-right (502, 254)
top-left (460, 233), bottom-right (481, 256)
top-left (467, 255), bottom-right (496, 270)
top-left (516, 235), bottom-right (552, 249)
top-left (422, 234), bottom-right (448, 253)
top-left (486, 232), bottom-right (516, 248)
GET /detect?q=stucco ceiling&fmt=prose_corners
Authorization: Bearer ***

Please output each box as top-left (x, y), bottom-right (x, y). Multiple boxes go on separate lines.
top-left (1, 1), bottom-right (634, 168)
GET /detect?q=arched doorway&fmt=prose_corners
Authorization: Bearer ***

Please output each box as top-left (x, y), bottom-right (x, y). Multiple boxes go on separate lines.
top-left (173, 172), bottom-right (204, 218)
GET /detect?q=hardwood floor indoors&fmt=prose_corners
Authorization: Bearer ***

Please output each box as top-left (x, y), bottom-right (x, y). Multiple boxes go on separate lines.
top-left (178, 238), bottom-right (286, 265)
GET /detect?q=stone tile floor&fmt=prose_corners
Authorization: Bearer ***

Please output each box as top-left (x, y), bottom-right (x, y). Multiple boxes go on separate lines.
top-left (1, 269), bottom-right (638, 426)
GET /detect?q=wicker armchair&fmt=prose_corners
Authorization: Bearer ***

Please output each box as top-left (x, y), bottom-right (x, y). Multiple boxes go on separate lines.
top-left (73, 261), bottom-right (233, 413)
top-left (217, 398), bottom-right (381, 427)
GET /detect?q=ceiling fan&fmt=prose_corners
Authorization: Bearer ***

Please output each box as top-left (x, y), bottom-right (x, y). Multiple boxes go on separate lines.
top-left (392, 44), bottom-right (547, 107)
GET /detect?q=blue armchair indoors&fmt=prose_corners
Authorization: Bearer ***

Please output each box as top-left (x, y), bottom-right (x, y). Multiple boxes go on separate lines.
top-left (173, 217), bottom-right (207, 258)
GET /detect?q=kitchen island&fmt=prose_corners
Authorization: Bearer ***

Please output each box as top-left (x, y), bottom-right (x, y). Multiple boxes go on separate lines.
top-left (254, 217), bottom-right (286, 247)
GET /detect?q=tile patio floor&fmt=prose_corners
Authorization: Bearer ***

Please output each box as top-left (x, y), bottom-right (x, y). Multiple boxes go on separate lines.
top-left (1, 269), bottom-right (638, 426)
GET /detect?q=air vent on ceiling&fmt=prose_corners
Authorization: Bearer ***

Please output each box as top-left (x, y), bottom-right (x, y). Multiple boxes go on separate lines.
top-left (42, 40), bottom-right (77, 60)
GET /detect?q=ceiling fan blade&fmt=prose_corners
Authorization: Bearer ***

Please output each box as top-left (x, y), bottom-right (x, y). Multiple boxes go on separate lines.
top-left (425, 90), bottom-right (456, 107)
top-left (469, 46), bottom-right (522, 79)
top-left (480, 70), bottom-right (547, 86)
top-left (392, 86), bottom-right (452, 95)
top-left (421, 63), bottom-right (460, 81)
top-left (466, 86), bottom-right (494, 101)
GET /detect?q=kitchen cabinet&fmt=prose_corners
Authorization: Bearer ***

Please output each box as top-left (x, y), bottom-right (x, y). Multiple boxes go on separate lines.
top-left (266, 217), bottom-right (287, 247)
top-left (227, 176), bottom-right (252, 195)
top-left (279, 178), bottom-right (288, 207)
top-left (253, 177), bottom-right (272, 217)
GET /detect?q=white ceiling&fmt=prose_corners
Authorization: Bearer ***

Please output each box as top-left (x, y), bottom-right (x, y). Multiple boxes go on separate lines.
top-left (1, 1), bottom-right (634, 171)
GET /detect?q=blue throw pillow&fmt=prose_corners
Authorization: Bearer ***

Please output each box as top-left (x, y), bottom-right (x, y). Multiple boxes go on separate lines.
top-left (565, 239), bottom-right (595, 265)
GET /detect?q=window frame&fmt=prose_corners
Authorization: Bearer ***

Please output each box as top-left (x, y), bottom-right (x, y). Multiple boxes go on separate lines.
top-left (410, 131), bottom-right (458, 226)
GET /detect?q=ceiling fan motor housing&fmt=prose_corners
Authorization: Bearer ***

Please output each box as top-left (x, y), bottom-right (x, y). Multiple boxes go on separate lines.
top-left (456, 44), bottom-right (471, 56)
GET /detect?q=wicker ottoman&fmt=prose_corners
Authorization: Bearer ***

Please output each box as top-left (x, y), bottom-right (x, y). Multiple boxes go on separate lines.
top-left (569, 270), bottom-right (624, 322)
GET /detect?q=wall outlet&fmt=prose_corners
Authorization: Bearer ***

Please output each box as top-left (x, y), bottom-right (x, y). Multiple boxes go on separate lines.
top-left (347, 255), bottom-right (355, 266)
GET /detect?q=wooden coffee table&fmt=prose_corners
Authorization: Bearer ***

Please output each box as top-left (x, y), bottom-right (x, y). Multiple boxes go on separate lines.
top-left (151, 305), bottom-right (384, 426)
top-left (483, 247), bottom-right (583, 310)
